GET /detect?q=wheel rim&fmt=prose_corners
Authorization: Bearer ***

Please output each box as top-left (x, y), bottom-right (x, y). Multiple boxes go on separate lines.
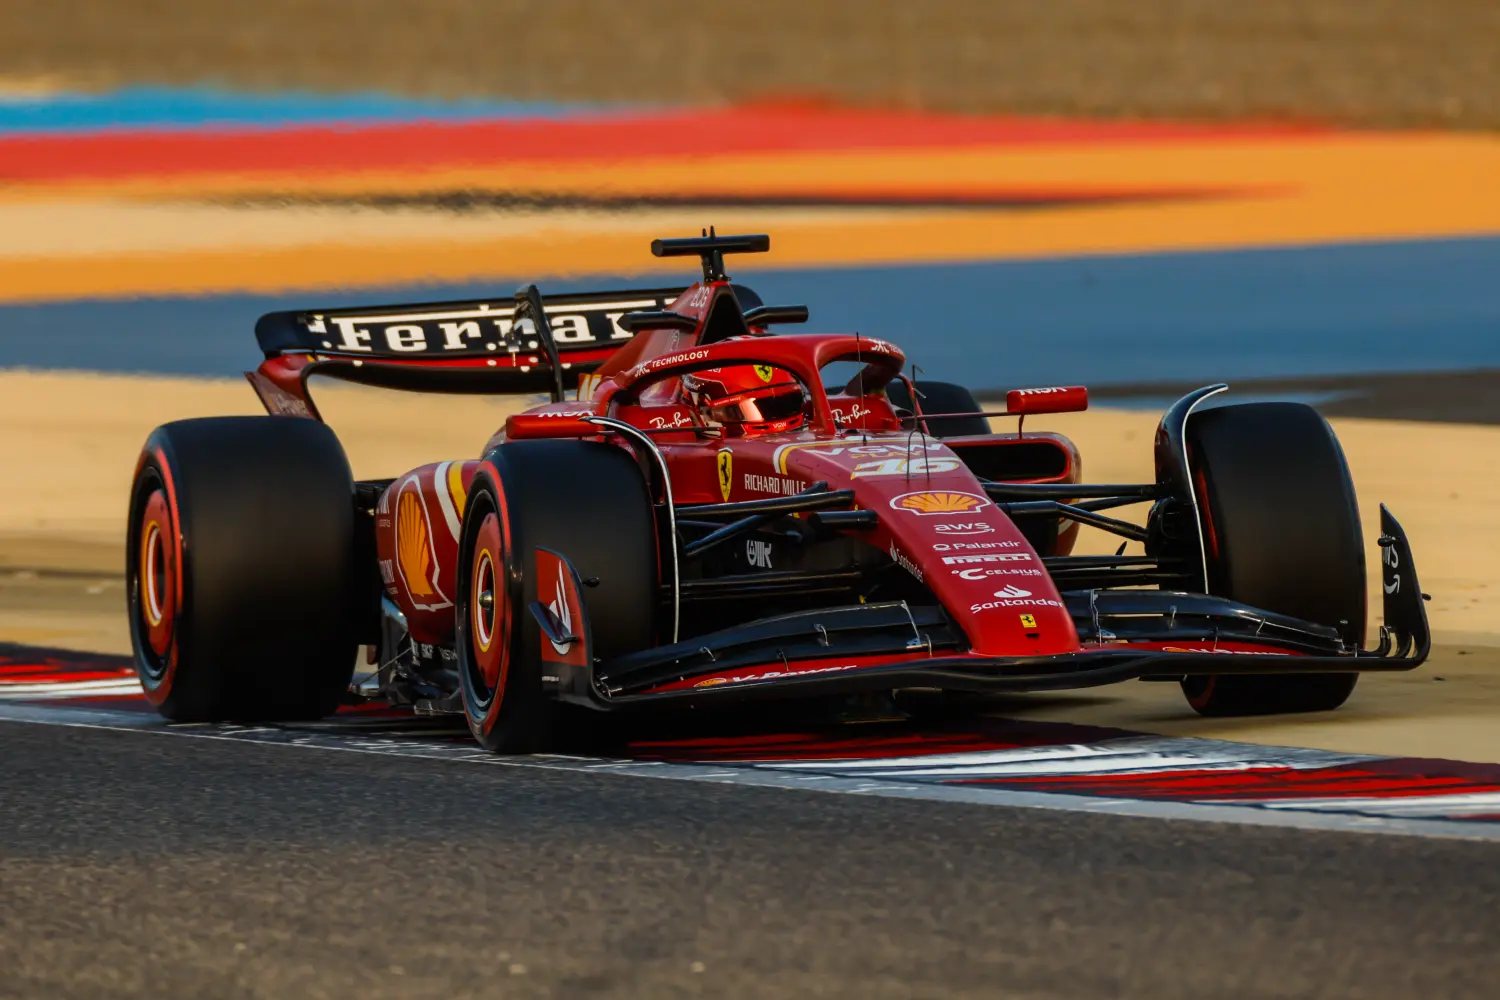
top-left (1182, 674), bottom-right (1216, 710)
top-left (473, 550), bottom-right (497, 669)
top-left (468, 510), bottom-right (508, 703)
top-left (136, 487), bottom-right (177, 666)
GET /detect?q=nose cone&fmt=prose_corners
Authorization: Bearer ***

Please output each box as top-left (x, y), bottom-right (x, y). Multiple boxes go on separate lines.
top-left (870, 493), bottom-right (1080, 656)
top-left (778, 437), bottom-right (1083, 657)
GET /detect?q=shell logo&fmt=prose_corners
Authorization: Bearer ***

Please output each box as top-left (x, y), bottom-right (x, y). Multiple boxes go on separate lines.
top-left (395, 480), bottom-right (453, 610)
top-left (889, 491), bottom-right (990, 516)
top-left (397, 492), bottom-right (435, 596)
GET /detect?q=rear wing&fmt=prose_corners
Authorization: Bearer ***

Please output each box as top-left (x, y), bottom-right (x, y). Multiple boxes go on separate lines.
top-left (253, 285), bottom-right (687, 397)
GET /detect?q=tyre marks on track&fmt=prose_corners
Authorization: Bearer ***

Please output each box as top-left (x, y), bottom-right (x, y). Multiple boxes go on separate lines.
top-left (6, 644), bottom-right (1500, 839)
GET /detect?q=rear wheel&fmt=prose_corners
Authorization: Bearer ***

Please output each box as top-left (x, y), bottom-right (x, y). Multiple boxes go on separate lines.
top-left (127, 417), bottom-right (359, 721)
top-left (455, 440), bottom-right (658, 753)
top-left (886, 380), bottom-right (989, 437)
top-left (1179, 402), bottom-right (1364, 716)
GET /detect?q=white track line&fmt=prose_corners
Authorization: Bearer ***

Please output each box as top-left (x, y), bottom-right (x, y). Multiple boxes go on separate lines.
top-left (0, 680), bottom-right (147, 699)
top-left (2, 701), bottom-right (1498, 842)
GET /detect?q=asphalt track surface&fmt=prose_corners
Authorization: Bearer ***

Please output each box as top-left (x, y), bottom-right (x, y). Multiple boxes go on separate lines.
top-left (4, 719), bottom-right (1500, 999)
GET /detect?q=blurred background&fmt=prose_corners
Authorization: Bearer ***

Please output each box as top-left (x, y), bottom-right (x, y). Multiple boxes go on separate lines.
top-left (1, 0), bottom-right (1498, 652)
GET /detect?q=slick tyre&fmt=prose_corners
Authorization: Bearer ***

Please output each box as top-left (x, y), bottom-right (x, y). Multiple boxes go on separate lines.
top-left (886, 380), bottom-right (989, 437)
top-left (1179, 402), bottom-right (1364, 717)
top-left (128, 417), bottom-right (359, 722)
top-left (456, 440), bottom-right (657, 753)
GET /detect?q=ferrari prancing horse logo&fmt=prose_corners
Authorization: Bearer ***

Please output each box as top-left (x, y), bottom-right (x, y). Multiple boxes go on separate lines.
top-left (753, 364), bottom-right (776, 383)
top-left (1020, 614), bottom-right (1037, 629)
top-left (716, 450), bottom-right (734, 501)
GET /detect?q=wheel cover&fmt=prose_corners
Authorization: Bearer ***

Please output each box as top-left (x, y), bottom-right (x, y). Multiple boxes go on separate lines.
top-left (137, 488), bottom-right (177, 664)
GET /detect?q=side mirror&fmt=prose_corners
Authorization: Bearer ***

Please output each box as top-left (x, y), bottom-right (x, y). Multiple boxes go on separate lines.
top-left (505, 411), bottom-right (595, 440)
top-left (1005, 386), bottom-right (1088, 415)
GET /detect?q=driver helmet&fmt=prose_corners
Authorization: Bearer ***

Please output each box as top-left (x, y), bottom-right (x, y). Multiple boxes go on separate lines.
top-left (681, 364), bottom-right (806, 436)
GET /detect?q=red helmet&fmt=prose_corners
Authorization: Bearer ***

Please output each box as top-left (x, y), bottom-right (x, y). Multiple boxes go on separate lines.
top-left (682, 364), bottom-right (806, 436)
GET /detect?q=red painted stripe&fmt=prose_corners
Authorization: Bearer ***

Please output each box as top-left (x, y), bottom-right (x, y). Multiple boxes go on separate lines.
top-left (963, 765), bottom-right (1500, 801)
top-left (0, 103), bottom-right (1333, 185)
top-left (0, 669), bottom-right (137, 684)
top-left (0, 659), bottom-right (134, 676)
top-left (632, 720), bottom-right (1132, 762)
top-left (49, 695), bottom-right (154, 710)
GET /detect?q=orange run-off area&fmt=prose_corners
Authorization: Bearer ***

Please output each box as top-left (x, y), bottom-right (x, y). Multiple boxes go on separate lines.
top-left (3, 104), bottom-right (1500, 301)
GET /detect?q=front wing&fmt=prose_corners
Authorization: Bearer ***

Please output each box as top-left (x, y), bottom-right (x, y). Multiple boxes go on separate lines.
top-left (541, 505), bottom-right (1429, 711)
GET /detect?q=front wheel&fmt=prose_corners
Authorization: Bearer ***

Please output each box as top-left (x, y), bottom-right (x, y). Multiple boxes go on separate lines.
top-left (455, 440), bottom-right (658, 753)
top-left (1178, 402), bottom-right (1363, 717)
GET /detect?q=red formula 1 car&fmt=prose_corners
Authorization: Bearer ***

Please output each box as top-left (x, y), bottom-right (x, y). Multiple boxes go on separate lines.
top-left (127, 233), bottom-right (1429, 751)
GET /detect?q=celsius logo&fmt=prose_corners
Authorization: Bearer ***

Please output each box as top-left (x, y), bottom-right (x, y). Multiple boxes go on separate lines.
top-left (956, 568), bottom-right (1030, 581)
top-left (992, 585), bottom-right (1032, 598)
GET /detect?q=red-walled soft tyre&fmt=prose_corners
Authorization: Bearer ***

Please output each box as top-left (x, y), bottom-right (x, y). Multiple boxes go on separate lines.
top-left (455, 440), bottom-right (657, 753)
top-left (1179, 402), bottom-right (1364, 717)
top-left (127, 417), bottom-right (359, 721)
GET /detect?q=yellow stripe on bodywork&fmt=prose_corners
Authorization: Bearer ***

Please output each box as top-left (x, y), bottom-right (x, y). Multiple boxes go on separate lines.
top-left (447, 460), bottom-right (468, 521)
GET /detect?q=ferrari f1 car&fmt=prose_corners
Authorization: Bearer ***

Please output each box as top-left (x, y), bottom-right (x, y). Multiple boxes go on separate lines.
top-left (127, 232), bottom-right (1430, 751)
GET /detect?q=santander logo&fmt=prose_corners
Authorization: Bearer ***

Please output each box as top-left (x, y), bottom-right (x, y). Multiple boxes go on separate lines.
top-left (992, 585), bottom-right (1032, 598)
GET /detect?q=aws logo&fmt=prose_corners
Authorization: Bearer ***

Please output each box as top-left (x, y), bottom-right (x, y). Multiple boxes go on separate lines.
top-left (395, 479), bottom-right (453, 611)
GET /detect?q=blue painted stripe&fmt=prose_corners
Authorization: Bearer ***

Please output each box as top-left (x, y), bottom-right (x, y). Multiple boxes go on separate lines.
top-left (2, 236), bottom-right (1498, 385)
top-left (0, 86), bottom-right (610, 135)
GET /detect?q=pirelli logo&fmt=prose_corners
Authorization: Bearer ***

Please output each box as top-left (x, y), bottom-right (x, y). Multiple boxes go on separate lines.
top-left (941, 553), bottom-right (1033, 565)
